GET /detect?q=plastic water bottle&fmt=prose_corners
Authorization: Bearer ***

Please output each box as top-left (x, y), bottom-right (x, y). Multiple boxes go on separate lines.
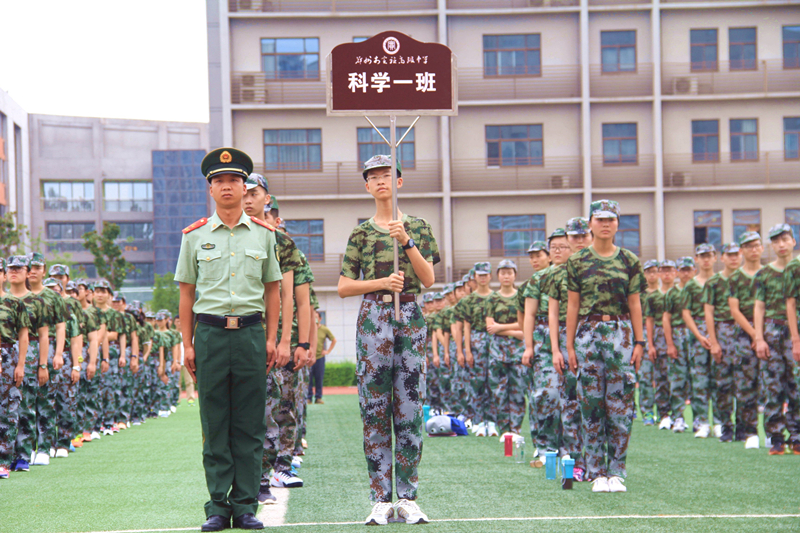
top-left (544, 451), bottom-right (558, 479)
top-left (562, 457), bottom-right (575, 490)
top-left (514, 437), bottom-right (526, 464)
top-left (422, 405), bottom-right (431, 425)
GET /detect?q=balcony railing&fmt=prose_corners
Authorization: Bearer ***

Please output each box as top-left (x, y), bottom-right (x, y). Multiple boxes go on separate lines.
top-left (588, 0), bottom-right (649, 4)
top-left (47, 240), bottom-right (88, 253)
top-left (229, 0), bottom-right (437, 12)
top-left (104, 200), bottom-right (153, 212)
top-left (255, 160), bottom-right (441, 196)
top-left (447, 0), bottom-right (578, 7)
top-left (118, 239), bottom-right (154, 253)
top-left (591, 154), bottom-right (655, 188)
top-left (458, 65), bottom-right (581, 101)
top-left (232, 72), bottom-right (326, 105)
top-left (590, 63), bottom-right (653, 97)
top-left (663, 152), bottom-right (799, 188)
top-left (451, 156), bottom-right (583, 192)
top-left (662, 60), bottom-right (800, 96)
top-left (41, 199), bottom-right (95, 212)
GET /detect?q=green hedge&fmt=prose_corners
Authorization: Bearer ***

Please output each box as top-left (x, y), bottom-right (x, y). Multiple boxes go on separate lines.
top-left (323, 361), bottom-right (357, 387)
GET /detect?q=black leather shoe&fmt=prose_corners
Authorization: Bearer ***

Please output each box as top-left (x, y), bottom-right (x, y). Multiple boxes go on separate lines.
top-left (201, 515), bottom-right (230, 532)
top-left (232, 513), bottom-right (264, 530)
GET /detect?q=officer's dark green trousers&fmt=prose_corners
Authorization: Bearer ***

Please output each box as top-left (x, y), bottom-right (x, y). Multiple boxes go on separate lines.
top-left (195, 321), bottom-right (267, 519)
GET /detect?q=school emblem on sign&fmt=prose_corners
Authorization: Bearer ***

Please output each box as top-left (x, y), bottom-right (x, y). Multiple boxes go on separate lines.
top-left (383, 37), bottom-right (400, 55)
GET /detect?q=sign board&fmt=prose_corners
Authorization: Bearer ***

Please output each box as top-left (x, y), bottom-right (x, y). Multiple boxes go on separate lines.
top-left (327, 31), bottom-right (457, 116)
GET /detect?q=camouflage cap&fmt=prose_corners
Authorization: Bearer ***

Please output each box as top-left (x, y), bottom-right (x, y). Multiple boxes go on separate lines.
top-left (7, 255), bottom-right (30, 268)
top-left (468, 268), bottom-right (475, 279)
top-left (94, 279), bottom-right (112, 290)
top-left (589, 199), bottom-right (620, 219)
top-left (158, 309), bottom-right (172, 318)
top-left (474, 261), bottom-right (491, 275)
top-left (721, 243), bottom-right (741, 254)
top-left (677, 256), bottom-right (696, 269)
top-left (43, 277), bottom-right (63, 290)
top-left (155, 312), bottom-right (167, 321)
top-left (461, 274), bottom-right (471, 283)
top-left (527, 241), bottom-right (548, 253)
top-left (245, 173), bottom-right (269, 193)
top-left (269, 196), bottom-right (280, 211)
top-left (433, 292), bottom-right (444, 300)
top-left (738, 231), bottom-right (761, 246)
top-left (695, 243), bottom-right (716, 255)
top-left (442, 284), bottom-right (454, 295)
top-left (48, 264), bottom-right (69, 277)
top-left (362, 154), bottom-right (401, 181)
top-left (660, 259), bottom-right (677, 269)
top-left (565, 217), bottom-right (590, 235)
top-left (145, 311), bottom-right (156, 319)
top-left (65, 281), bottom-right (77, 292)
top-left (75, 278), bottom-right (90, 289)
top-left (0, 258), bottom-right (5, 271)
top-left (768, 223), bottom-right (793, 240)
top-left (548, 228), bottom-right (567, 240)
top-left (276, 220), bottom-right (286, 231)
top-left (28, 252), bottom-right (46, 266)
top-left (87, 282), bottom-right (95, 291)
top-left (130, 300), bottom-right (143, 310)
top-left (643, 259), bottom-right (660, 270)
top-left (497, 259), bottom-right (518, 271)
top-left (455, 280), bottom-right (465, 289)
top-left (112, 294), bottom-right (123, 302)
top-left (422, 293), bottom-right (433, 303)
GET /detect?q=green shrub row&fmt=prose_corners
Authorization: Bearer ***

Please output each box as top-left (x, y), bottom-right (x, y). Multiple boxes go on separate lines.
top-left (323, 361), bottom-right (357, 387)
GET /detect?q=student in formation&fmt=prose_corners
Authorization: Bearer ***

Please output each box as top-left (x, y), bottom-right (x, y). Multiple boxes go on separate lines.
top-left (449, 281), bottom-right (470, 422)
top-left (645, 260), bottom-right (677, 430)
top-left (754, 224), bottom-right (800, 455)
top-left (435, 285), bottom-right (456, 416)
top-left (702, 243), bottom-right (742, 442)
top-left (338, 155), bottom-right (438, 526)
top-left (421, 293), bottom-right (440, 412)
top-left (786, 232), bottom-right (800, 396)
top-left (565, 200), bottom-right (645, 493)
top-left (78, 280), bottom-right (104, 440)
top-left (638, 259), bottom-right (661, 425)
top-left (663, 257), bottom-right (695, 433)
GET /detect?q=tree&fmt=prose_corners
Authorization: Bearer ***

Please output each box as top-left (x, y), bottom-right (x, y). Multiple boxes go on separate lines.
top-left (0, 211), bottom-right (26, 257)
top-left (150, 273), bottom-right (180, 316)
top-left (82, 223), bottom-right (136, 290)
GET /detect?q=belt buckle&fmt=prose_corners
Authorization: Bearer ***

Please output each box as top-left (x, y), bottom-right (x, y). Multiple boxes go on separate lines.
top-left (602, 314), bottom-right (611, 322)
top-left (381, 294), bottom-right (393, 303)
top-left (225, 316), bottom-right (240, 330)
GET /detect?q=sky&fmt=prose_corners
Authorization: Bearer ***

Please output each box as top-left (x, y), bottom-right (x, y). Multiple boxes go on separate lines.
top-left (0, 0), bottom-right (209, 123)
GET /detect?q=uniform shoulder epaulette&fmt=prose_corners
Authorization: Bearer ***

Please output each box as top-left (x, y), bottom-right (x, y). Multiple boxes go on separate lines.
top-left (182, 218), bottom-right (208, 234)
top-left (251, 216), bottom-right (275, 231)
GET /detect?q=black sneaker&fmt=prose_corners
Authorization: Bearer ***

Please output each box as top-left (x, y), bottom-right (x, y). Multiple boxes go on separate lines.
top-left (734, 426), bottom-right (746, 442)
top-left (768, 440), bottom-right (785, 456)
top-left (257, 484), bottom-right (277, 504)
top-left (719, 427), bottom-right (734, 443)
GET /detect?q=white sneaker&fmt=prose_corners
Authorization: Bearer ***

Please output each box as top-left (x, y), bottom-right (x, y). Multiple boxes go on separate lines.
top-left (102, 428), bottom-right (114, 436)
top-left (694, 424), bottom-right (710, 439)
top-left (713, 424), bottom-right (722, 438)
top-left (270, 470), bottom-right (303, 488)
top-left (745, 435), bottom-right (760, 449)
top-left (487, 422), bottom-right (499, 437)
top-left (365, 502), bottom-right (394, 526)
top-left (475, 425), bottom-right (487, 437)
top-left (49, 447), bottom-right (56, 458)
top-left (608, 476), bottom-right (627, 492)
top-left (291, 456), bottom-right (303, 469)
top-left (658, 416), bottom-right (672, 430)
top-left (394, 499), bottom-right (429, 525)
top-left (471, 422), bottom-right (484, 434)
top-left (766, 437), bottom-right (772, 447)
top-left (591, 476), bottom-right (610, 493)
top-left (54, 448), bottom-right (69, 458)
top-left (170, 406), bottom-right (177, 413)
top-left (91, 431), bottom-right (101, 440)
top-left (672, 418), bottom-right (686, 433)
top-left (32, 452), bottom-right (50, 466)
top-left (132, 421), bottom-right (142, 426)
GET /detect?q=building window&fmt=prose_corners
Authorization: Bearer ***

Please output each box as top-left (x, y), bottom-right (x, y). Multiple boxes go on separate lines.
top-left (114, 222), bottom-right (154, 252)
top-left (733, 210), bottom-right (761, 245)
top-left (486, 125), bottom-right (543, 167)
top-left (602, 123), bottom-right (637, 165)
top-left (488, 215), bottom-right (546, 257)
top-left (786, 208), bottom-right (800, 250)
top-left (104, 181), bottom-right (153, 212)
top-left (483, 34), bottom-right (541, 77)
top-left (692, 120), bottom-right (719, 162)
top-left (357, 127), bottom-right (415, 169)
top-left (730, 119), bottom-right (758, 161)
top-left (785, 117), bottom-right (800, 160)
top-left (260, 38), bottom-right (319, 80)
top-left (125, 263), bottom-right (155, 287)
top-left (614, 215), bottom-right (641, 255)
top-left (601, 31), bottom-right (636, 73)
top-left (41, 181), bottom-right (95, 212)
top-left (694, 210), bottom-right (722, 250)
top-left (285, 219), bottom-right (324, 261)
top-left (264, 129), bottom-right (321, 171)
top-left (74, 263), bottom-right (98, 279)
top-left (690, 29), bottom-right (718, 71)
top-left (783, 25), bottom-right (800, 69)
top-left (46, 222), bottom-right (96, 252)
top-left (729, 28), bottom-right (756, 71)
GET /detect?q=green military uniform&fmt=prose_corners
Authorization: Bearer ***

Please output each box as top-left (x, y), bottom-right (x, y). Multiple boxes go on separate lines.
top-left (175, 147), bottom-right (282, 522)
top-left (0, 287), bottom-right (32, 470)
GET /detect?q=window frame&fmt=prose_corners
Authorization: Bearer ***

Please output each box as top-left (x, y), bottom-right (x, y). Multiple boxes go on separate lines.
top-left (485, 124), bottom-right (544, 168)
top-left (729, 118), bottom-right (759, 162)
top-left (488, 214), bottom-right (547, 257)
top-left (284, 218), bottom-right (324, 262)
top-left (786, 208), bottom-right (800, 250)
top-left (112, 221), bottom-right (155, 252)
top-left (103, 180), bottom-right (153, 212)
top-left (482, 33), bottom-right (542, 78)
top-left (784, 116), bottom-right (800, 160)
top-left (693, 210), bottom-right (723, 250)
top-left (600, 30), bottom-right (637, 74)
top-left (732, 209), bottom-right (761, 245)
top-left (783, 25), bottom-right (800, 70)
top-left (45, 222), bottom-right (96, 252)
top-left (263, 129), bottom-right (323, 172)
top-left (41, 180), bottom-right (96, 212)
top-left (602, 122), bottom-right (638, 166)
top-left (729, 27), bottom-right (757, 71)
top-left (125, 262), bottom-right (155, 287)
top-left (614, 214), bottom-right (641, 255)
top-left (691, 119), bottom-right (720, 163)
top-left (260, 37), bottom-right (320, 81)
top-left (690, 28), bottom-right (719, 72)
top-left (357, 127), bottom-right (416, 170)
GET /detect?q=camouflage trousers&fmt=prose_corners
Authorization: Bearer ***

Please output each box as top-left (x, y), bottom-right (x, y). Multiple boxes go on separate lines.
top-left (455, 359), bottom-right (475, 421)
top-left (762, 322), bottom-right (800, 443)
top-left (671, 324), bottom-right (711, 425)
top-left (713, 322), bottom-right (738, 433)
top-left (169, 367), bottom-right (181, 407)
top-left (437, 341), bottom-right (457, 413)
top-left (78, 352), bottom-right (102, 434)
top-left (575, 319), bottom-right (635, 481)
top-left (101, 345), bottom-right (122, 428)
top-left (146, 358), bottom-right (161, 417)
top-left (433, 341), bottom-right (451, 412)
top-left (117, 348), bottom-right (134, 423)
top-left (130, 357), bottom-right (151, 424)
top-left (294, 366), bottom-right (308, 455)
top-left (0, 345), bottom-right (22, 468)
top-left (355, 299), bottom-right (426, 503)
top-left (648, 327), bottom-right (672, 419)
top-left (636, 330), bottom-right (653, 413)
top-left (555, 327), bottom-right (583, 470)
top-left (488, 335), bottom-right (527, 435)
top-left (261, 370), bottom-right (284, 480)
top-left (667, 327), bottom-right (690, 420)
top-left (532, 322), bottom-right (560, 453)
top-left (448, 340), bottom-right (466, 415)
top-left (468, 331), bottom-right (491, 425)
top-left (36, 341), bottom-right (59, 451)
top-left (425, 341), bottom-right (442, 411)
top-left (16, 342), bottom-right (40, 462)
top-left (54, 351), bottom-right (78, 449)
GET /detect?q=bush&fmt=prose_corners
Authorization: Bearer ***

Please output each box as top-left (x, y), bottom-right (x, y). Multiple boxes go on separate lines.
top-left (323, 361), bottom-right (357, 387)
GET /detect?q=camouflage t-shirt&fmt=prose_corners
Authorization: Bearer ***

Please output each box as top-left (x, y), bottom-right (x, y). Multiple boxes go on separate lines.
top-left (341, 215), bottom-right (440, 295)
top-left (753, 264), bottom-right (786, 320)
top-left (544, 264), bottom-right (568, 323)
top-left (21, 292), bottom-right (47, 334)
top-left (485, 291), bottom-right (519, 325)
top-left (276, 230), bottom-right (304, 276)
top-left (522, 266), bottom-right (552, 318)
top-left (783, 257), bottom-right (800, 313)
top-left (680, 278), bottom-right (706, 319)
top-left (438, 306), bottom-right (458, 332)
top-left (664, 287), bottom-right (686, 327)
top-left (566, 246), bottom-right (646, 317)
top-left (701, 272), bottom-right (732, 322)
top-left (516, 280), bottom-right (529, 316)
top-left (34, 288), bottom-right (66, 329)
top-left (0, 295), bottom-right (32, 344)
top-left (459, 292), bottom-right (493, 333)
top-left (310, 286), bottom-right (319, 310)
top-left (643, 290), bottom-right (666, 328)
top-left (62, 296), bottom-right (83, 346)
top-left (728, 267), bottom-right (760, 321)
top-left (80, 306), bottom-right (98, 346)
top-left (294, 251), bottom-right (315, 287)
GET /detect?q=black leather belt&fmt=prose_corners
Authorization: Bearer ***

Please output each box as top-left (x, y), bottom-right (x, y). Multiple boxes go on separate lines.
top-left (766, 318), bottom-right (787, 326)
top-left (197, 313), bottom-right (262, 330)
top-left (535, 317), bottom-right (549, 326)
top-left (584, 314), bottom-right (630, 322)
top-left (364, 293), bottom-right (416, 303)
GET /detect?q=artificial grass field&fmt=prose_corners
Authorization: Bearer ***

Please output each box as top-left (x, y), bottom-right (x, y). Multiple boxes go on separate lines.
top-left (2, 395), bottom-right (799, 533)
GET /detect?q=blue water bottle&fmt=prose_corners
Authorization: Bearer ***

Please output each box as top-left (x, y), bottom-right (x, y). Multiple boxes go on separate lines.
top-left (423, 405), bottom-right (431, 425)
top-left (545, 451), bottom-right (558, 480)
top-left (562, 458), bottom-right (575, 490)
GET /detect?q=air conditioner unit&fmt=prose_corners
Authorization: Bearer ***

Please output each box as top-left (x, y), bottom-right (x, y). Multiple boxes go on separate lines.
top-left (668, 172), bottom-right (692, 187)
top-left (550, 175), bottom-right (571, 189)
top-left (672, 76), bottom-right (699, 95)
top-left (241, 75), bottom-right (256, 87)
top-left (238, 0), bottom-right (253, 10)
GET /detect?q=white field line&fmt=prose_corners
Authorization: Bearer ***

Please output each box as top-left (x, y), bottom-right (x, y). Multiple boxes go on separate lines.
top-left (70, 513), bottom-right (800, 532)
top-left (257, 487), bottom-right (290, 526)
